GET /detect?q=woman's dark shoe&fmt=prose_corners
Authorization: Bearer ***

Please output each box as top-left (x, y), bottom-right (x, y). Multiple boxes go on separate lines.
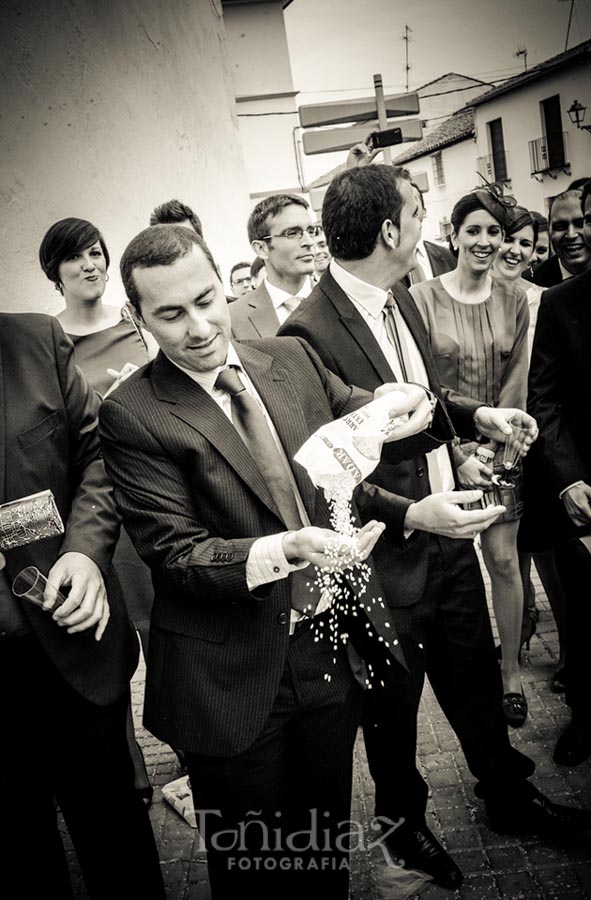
top-left (136, 784), bottom-right (154, 809)
top-left (503, 690), bottom-right (528, 727)
top-left (551, 666), bottom-right (567, 694)
top-left (518, 616), bottom-right (537, 664)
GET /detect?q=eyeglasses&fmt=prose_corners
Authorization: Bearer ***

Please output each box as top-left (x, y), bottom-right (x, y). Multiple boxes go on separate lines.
top-left (260, 225), bottom-right (322, 242)
top-left (231, 276), bottom-right (252, 287)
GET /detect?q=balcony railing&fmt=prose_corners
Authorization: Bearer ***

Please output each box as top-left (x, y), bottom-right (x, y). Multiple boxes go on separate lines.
top-left (529, 132), bottom-right (569, 175)
top-left (477, 151), bottom-right (509, 183)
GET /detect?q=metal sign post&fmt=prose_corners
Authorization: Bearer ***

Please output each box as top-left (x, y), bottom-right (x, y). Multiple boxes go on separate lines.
top-left (373, 73), bottom-right (392, 165)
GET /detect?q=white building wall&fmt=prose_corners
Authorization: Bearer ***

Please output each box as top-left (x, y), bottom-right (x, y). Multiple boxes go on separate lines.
top-left (0, 0), bottom-right (253, 313)
top-left (472, 62), bottom-right (591, 214)
top-left (403, 139), bottom-right (479, 243)
top-left (223, 2), bottom-right (303, 197)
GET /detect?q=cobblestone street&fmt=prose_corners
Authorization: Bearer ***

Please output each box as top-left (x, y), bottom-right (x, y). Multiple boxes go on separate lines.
top-left (64, 557), bottom-right (590, 899)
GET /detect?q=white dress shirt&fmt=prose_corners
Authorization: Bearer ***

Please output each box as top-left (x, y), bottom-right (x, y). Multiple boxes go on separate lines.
top-left (329, 260), bottom-right (454, 493)
top-left (414, 240), bottom-right (434, 282)
top-left (264, 276), bottom-right (313, 324)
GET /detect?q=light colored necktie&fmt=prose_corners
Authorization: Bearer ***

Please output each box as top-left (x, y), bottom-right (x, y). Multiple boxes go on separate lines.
top-left (408, 258), bottom-right (427, 285)
top-left (214, 365), bottom-right (319, 616)
top-left (282, 296), bottom-right (302, 314)
top-left (383, 292), bottom-right (412, 382)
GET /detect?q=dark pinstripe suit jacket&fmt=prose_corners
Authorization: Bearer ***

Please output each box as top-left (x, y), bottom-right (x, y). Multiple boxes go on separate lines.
top-left (0, 313), bottom-right (138, 706)
top-left (99, 337), bottom-right (405, 756)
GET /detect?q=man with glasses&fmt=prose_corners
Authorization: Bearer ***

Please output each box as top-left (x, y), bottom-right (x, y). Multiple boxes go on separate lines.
top-left (231, 194), bottom-right (320, 339)
top-left (229, 261), bottom-right (253, 301)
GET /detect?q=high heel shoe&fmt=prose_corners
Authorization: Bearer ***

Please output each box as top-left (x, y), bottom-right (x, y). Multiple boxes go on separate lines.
top-left (503, 690), bottom-right (528, 727)
top-left (495, 616), bottom-right (537, 665)
top-left (518, 615), bottom-right (537, 665)
top-left (551, 666), bottom-right (567, 694)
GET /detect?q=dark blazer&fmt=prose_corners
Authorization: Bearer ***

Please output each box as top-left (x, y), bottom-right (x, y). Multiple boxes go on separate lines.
top-left (230, 281), bottom-right (279, 339)
top-left (423, 240), bottom-right (457, 276)
top-left (528, 269), bottom-right (591, 502)
top-left (278, 270), bottom-right (482, 609)
top-left (525, 254), bottom-right (562, 288)
top-left (99, 337), bottom-right (405, 757)
top-left (401, 240), bottom-right (457, 288)
top-left (0, 313), bottom-right (138, 705)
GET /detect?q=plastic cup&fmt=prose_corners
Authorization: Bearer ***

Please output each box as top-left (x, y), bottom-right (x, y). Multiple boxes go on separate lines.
top-left (12, 566), bottom-right (67, 610)
top-left (502, 419), bottom-right (530, 471)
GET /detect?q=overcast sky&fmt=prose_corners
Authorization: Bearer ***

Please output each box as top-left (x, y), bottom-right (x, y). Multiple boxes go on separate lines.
top-left (284, 0), bottom-right (590, 183)
top-left (285, 0), bottom-right (589, 98)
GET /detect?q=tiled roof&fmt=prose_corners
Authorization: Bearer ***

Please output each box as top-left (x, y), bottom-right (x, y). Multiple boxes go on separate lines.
top-left (390, 107), bottom-right (474, 165)
top-left (468, 38), bottom-right (591, 107)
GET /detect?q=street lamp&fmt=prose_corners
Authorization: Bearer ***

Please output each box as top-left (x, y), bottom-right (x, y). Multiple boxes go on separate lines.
top-left (567, 99), bottom-right (591, 133)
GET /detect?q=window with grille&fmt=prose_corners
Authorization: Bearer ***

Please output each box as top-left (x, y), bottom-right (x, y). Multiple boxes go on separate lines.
top-left (431, 152), bottom-right (445, 187)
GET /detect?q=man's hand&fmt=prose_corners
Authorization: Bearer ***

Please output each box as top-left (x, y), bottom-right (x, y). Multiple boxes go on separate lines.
top-left (562, 483), bottom-right (591, 528)
top-left (474, 407), bottom-right (538, 456)
top-left (456, 455), bottom-right (493, 489)
top-left (404, 491), bottom-right (504, 538)
top-left (374, 382), bottom-right (436, 441)
top-left (345, 142), bottom-right (380, 169)
top-left (44, 551), bottom-right (110, 640)
top-left (283, 520), bottom-right (385, 570)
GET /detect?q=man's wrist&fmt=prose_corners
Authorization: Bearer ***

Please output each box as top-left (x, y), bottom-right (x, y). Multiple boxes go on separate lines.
top-left (559, 480), bottom-right (585, 500)
top-left (282, 530), bottom-right (304, 564)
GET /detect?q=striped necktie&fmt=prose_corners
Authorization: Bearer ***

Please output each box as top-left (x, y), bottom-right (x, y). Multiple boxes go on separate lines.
top-left (214, 365), bottom-right (319, 616)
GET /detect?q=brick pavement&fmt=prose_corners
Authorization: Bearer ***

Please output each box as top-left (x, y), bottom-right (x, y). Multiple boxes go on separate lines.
top-left (64, 558), bottom-right (590, 899)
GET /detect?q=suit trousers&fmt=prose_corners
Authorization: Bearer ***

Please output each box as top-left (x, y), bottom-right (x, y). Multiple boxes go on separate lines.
top-left (362, 536), bottom-right (535, 828)
top-left (554, 535), bottom-right (591, 724)
top-left (184, 619), bottom-right (364, 900)
top-left (0, 635), bottom-right (164, 900)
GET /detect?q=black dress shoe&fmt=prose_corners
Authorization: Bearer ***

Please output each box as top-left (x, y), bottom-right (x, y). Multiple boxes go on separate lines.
top-left (488, 789), bottom-right (591, 837)
top-left (382, 823), bottom-right (464, 889)
top-left (554, 721), bottom-right (591, 767)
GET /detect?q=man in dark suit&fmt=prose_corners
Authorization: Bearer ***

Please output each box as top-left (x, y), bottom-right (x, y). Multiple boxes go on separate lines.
top-left (401, 182), bottom-right (457, 288)
top-left (528, 181), bottom-right (591, 766)
top-left (0, 314), bottom-right (164, 899)
top-left (280, 164), bottom-right (591, 888)
top-left (98, 223), bottom-right (436, 899)
top-left (525, 187), bottom-right (591, 287)
top-left (231, 193), bottom-right (318, 338)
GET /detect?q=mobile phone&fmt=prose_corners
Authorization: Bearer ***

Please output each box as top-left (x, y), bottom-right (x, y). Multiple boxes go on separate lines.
top-left (366, 127), bottom-right (403, 151)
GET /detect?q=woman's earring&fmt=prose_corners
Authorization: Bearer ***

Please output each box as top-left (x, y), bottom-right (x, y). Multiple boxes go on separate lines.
top-left (105, 273), bottom-right (110, 282)
top-left (54, 282), bottom-right (63, 294)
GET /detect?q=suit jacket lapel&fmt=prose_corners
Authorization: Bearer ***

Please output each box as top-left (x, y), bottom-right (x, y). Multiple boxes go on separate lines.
top-left (320, 271), bottom-right (395, 384)
top-left (151, 352), bottom-right (283, 520)
top-left (245, 284), bottom-right (280, 337)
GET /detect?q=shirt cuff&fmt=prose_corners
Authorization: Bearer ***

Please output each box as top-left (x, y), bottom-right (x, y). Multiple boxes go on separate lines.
top-left (246, 532), bottom-right (309, 591)
top-left (559, 480), bottom-right (585, 500)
